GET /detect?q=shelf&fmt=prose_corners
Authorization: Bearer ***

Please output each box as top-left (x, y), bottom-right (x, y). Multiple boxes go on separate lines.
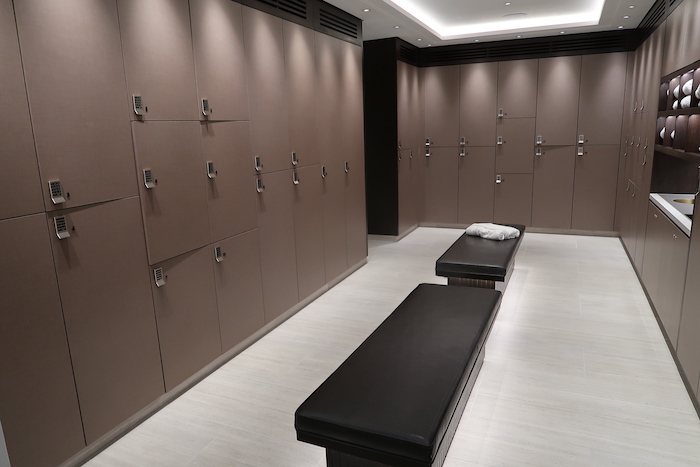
top-left (654, 144), bottom-right (700, 162)
top-left (658, 108), bottom-right (700, 117)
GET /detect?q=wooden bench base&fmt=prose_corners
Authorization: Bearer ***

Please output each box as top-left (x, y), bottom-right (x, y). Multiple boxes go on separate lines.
top-left (447, 260), bottom-right (514, 292)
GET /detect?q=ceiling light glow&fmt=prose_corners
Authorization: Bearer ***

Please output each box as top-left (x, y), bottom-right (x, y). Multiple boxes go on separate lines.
top-left (363, 8), bottom-right (370, 12)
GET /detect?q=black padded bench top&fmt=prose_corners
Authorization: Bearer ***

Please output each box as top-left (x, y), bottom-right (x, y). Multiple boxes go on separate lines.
top-left (435, 224), bottom-right (525, 282)
top-left (295, 284), bottom-right (502, 467)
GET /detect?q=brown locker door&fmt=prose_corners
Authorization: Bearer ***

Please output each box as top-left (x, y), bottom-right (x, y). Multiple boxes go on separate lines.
top-left (0, 214), bottom-right (84, 467)
top-left (256, 170), bottom-right (300, 322)
top-left (494, 173), bottom-right (533, 227)
top-left (321, 162), bottom-right (348, 284)
top-left (460, 62), bottom-right (498, 147)
top-left (293, 166), bottom-right (326, 300)
top-left (657, 222), bottom-right (689, 350)
top-left (118, 0), bottom-right (199, 121)
top-left (423, 148), bottom-right (459, 224)
top-left (190, 0), bottom-right (249, 121)
top-left (571, 145), bottom-right (620, 231)
top-left (201, 122), bottom-right (257, 242)
top-left (424, 65), bottom-right (460, 147)
top-left (578, 53), bottom-right (627, 145)
top-left (398, 150), bottom-right (418, 236)
top-left (133, 121), bottom-right (211, 265)
top-left (458, 147), bottom-right (495, 224)
top-left (212, 230), bottom-right (265, 352)
top-left (497, 59), bottom-right (539, 119)
top-left (285, 21), bottom-right (318, 168)
top-left (0, 0), bottom-right (43, 220)
top-left (641, 203), bottom-right (664, 304)
top-left (531, 147), bottom-right (575, 229)
top-left (397, 61), bottom-right (411, 149)
top-left (495, 118), bottom-right (536, 173)
top-left (49, 198), bottom-right (165, 443)
top-left (151, 246), bottom-right (221, 391)
top-left (677, 214), bottom-right (700, 393)
top-left (15, 0), bottom-right (137, 212)
top-left (316, 31), bottom-right (340, 167)
top-left (536, 56), bottom-right (581, 146)
top-left (243, 7), bottom-right (290, 174)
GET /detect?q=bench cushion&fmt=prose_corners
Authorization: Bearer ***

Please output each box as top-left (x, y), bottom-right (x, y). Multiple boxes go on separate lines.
top-left (435, 224), bottom-right (525, 281)
top-left (295, 284), bottom-right (502, 465)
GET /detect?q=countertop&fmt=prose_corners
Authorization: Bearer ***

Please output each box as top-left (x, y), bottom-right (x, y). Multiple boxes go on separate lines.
top-left (649, 193), bottom-right (694, 236)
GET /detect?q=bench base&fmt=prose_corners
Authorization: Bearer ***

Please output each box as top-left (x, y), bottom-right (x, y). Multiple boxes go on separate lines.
top-left (446, 260), bottom-right (514, 293)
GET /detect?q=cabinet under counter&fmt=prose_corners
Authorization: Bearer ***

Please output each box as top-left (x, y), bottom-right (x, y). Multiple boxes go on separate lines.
top-left (650, 193), bottom-right (693, 236)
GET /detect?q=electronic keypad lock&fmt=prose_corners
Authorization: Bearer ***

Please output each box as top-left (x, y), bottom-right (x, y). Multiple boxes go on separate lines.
top-left (206, 161), bottom-right (217, 179)
top-left (133, 95), bottom-right (147, 116)
top-left (201, 99), bottom-right (211, 116)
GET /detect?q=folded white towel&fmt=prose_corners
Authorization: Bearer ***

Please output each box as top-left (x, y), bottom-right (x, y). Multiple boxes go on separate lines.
top-left (674, 84), bottom-right (681, 99)
top-left (682, 95), bottom-right (692, 109)
top-left (683, 79), bottom-right (694, 96)
top-left (466, 223), bottom-right (520, 241)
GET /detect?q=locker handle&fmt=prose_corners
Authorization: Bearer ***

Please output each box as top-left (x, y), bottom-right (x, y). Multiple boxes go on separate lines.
top-left (497, 136), bottom-right (504, 145)
top-left (654, 214), bottom-right (658, 218)
top-left (54, 216), bottom-right (70, 239)
top-left (256, 177), bottom-right (264, 193)
top-left (535, 147), bottom-right (543, 156)
top-left (496, 175), bottom-right (502, 184)
top-left (644, 138), bottom-right (649, 150)
top-left (626, 180), bottom-right (630, 191)
top-left (409, 150), bottom-right (413, 159)
top-left (636, 136), bottom-right (641, 147)
top-left (398, 151), bottom-right (402, 161)
top-left (578, 135), bottom-right (585, 145)
top-left (48, 180), bottom-right (66, 204)
top-left (291, 152), bottom-right (298, 166)
top-left (133, 95), bottom-right (147, 115)
top-left (633, 101), bottom-right (637, 112)
top-left (425, 147), bottom-right (431, 157)
top-left (322, 166), bottom-right (327, 179)
top-left (154, 268), bottom-right (166, 287)
top-left (536, 135), bottom-right (543, 145)
top-left (632, 186), bottom-right (637, 197)
top-left (460, 137), bottom-right (466, 146)
top-left (344, 161), bottom-right (350, 173)
top-left (459, 148), bottom-right (466, 157)
top-left (398, 140), bottom-right (402, 149)
top-left (577, 147), bottom-right (584, 156)
top-left (642, 153), bottom-right (647, 166)
top-left (640, 99), bottom-right (645, 111)
top-left (143, 169), bottom-right (156, 189)
top-left (293, 171), bottom-right (300, 185)
top-left (201, 98), bottom-right (211, 116)
top-left (215, 246), bottom-right (225, 263)
top-left (206, 161), bottom-right (217, 179)
top-left (497, 109), bottom-right (504, 118)
top-left (254, 156), bottom-right (263, 172)
top-left (425, 138), bottom-right (431, 146)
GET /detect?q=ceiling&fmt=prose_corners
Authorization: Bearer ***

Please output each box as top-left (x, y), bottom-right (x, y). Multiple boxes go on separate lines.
top-left (323, 0), bottom-right (657, 47)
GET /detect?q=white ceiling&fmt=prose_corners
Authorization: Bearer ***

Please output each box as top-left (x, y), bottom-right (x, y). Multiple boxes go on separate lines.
top-left (324, 0), bottom-right (656, 47)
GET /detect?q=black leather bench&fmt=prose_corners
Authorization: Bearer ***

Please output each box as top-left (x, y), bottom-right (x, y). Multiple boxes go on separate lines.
top-left (295, 283), bottom-right (502, 467)
top-left (435, 224), bottom-right (525, 291)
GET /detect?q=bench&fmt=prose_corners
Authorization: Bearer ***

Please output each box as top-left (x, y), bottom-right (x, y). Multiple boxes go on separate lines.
top-left (295, 283), bottom-right (502, 467)
top-left (435, 224), bottom-right (525, 292)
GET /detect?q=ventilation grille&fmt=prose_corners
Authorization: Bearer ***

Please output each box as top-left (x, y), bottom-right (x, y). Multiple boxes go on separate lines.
top-left (669, 0), bottom-right (681, 6)
top-left (319, 8), bottom-right (358, 39)
top-left (639, 0), bottom-right (666, 30)
top-left (257, 0), bottom-right (307, 19)
top-left (399, 44), bottom-right (419, 64)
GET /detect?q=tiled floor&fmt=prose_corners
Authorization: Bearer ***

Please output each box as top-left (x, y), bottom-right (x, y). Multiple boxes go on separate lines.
top-left (85, 228), bottom-right (700, 466)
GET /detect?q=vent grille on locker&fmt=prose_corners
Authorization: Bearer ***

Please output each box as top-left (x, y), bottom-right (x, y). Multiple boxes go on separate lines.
top-left (319, 8), bottom-right (359, 39)
top-left (257, 0), bottom-right (307, 19)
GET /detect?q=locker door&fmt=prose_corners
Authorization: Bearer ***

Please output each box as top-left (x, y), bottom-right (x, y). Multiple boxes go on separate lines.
top-left (244, 7), bottom-right (290, 174)
top-left (460, 62), bottom-right (498, 147)
top-left (15, 0), bottom-right (137, 211)
top-left (190, 0), bottom-right (249, 121)
top-left (132, 121), bottom-right (211, 264)
top-left (397, 61), bottom-right (412, 150)
top-left (571, 145), bottom-right (620, 231)
top-left (201, 122), bottom-right (257, 242)
top-left (212, 230), bottom-right (265, 352)
top-left (496, 118), bottom-right (536, 173)
top-left (0, 0), bottom-right (43, 220)
top-left (536, 56), bottom-right (581, 146)
top-left (151, 246), bottom-right (221, 391)
top-left (293, 166), bottom-right (326, 300)
top-left (321, 163), bottom-right (348, 284)
top-left (118, 0), bottom-right (199, 121)
top-left (497, 59), bottom-right (539, 119)
top-left (285, 21), bottom-right (319, 168)
top-left (423, 148), bottom-right (459, 224)
top-left (49, 198), bottom-right (164, 443)
top-left (256, 170), bottom-right (300, 322)
top-left (458, 147), bottom-right (495, 224)
top-left (398, 150), bottom-right (418, 236)
top-left (532, 147), bottom-right (576, 229)
top-left (424, 65), bottom-right (460, 147)
top-left (0, 214), bottom-right (84, 467)
top-left (578, 53), bottom-right (627, 145)
top-left (494, 173), bottom-right (533, 227)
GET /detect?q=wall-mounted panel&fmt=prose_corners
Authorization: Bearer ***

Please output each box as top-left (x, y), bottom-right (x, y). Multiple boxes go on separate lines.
top-left (494, 173), bottom-right (533, 227)
top-left (118, 0), bottom-right (199, 121)
top-left (572, 145), bottom-right (619, 231)
top-left (497, 59), bottom-right (539, 119)
top-left (460, 62), bottom-right (498, 147)
top-left (0, 0), bottom-right (43, 220)
top-left (578, 53), bottom-right (627, 145)
top-left (132, 121), bottom-right (211, 264)
top-left (49, 198), bottom-right (164, 443)
top-left (201, 122), bottom-right (257, 242)
top-left (458, 147), bottom-right (495, 224)
top-left (15, 0), bottom-right (137, 211)
top-left (212, 230), bottom-right (265, 352)
top-left (0, 214), bottom-right (85, 467)
top-left (532, 147), bottom-right (575, 229)
top-left (423, 148), bottom-right (458, 224)
top-left (495, 118), bottom-right (536, 173)
top-left (190, 0), bottom-right (249, 121)
top-left (424, 65), bottom-right (460, 147)
top-left (536, 56), bottom-right (581, 146)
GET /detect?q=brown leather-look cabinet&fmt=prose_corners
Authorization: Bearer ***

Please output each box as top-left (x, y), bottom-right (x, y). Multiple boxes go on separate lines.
top-left (397, 61), bottom-right (422, 236)
top-left (497, 59), bottom-right (539, 119)
top-left (677, 209), bottom-right (700, 397)
top-left (460, 62), bottom-right (498, 147)
top-left (0, 214), bottom-right (85, 467)
top-left (14, 0), bottom-right (138, 212)
top-left (536, 56), bottom-right (582, 146)
top-left (48, 198), bottom-right (165, 443)
top-left (578, 53), bottom-right (627, 145)
top-left (423, 148), bottom-right (459, 224)
top-left (494, 173), bottom-right (533, 227)
top-left (458, 147), bottom-right (495, 224)
top-left (399, 149), bottom-right (420, 233)
top-left (0, 0), bottom-right (43, 221)
top-left (572, 145), bottom-right (621, 231)
top-left (532, 147), bottom-right (576, 229)
top-left (424, 65), bottom-right (460, 147)
top-left (495, 118), bottom-right (536, 173)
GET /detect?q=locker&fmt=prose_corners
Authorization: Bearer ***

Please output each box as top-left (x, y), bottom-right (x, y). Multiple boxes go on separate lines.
top-left (256, 170), bottom-right (300, 322)
top-left (118, 0), bottom-right (199, 121)
top-left (532, 147), bottom-right (576, 229)
top-left (398, 150), bottom-right (419, 236)
top-left (398, 62), bottom-right (422, 151)
top-left (316, 31), bottom-right (341, 166)
top-left (15, 0), bottom-right (137, 211)
top-left (132, 121), bottom-right (211, 264)
top-left (285, 21), bottom-right (319, 168)
top-left (190, 0), bottom-right (249, 121)
top-left (201, 122), bottom-right (257, 242)
top-left (536, 56), bottom-right (582, 146)
top-left (151, 246), bottom-right (221, 391)
top-left (497, 59), bottom-right (539, 119)
top-left (424, 65), bottom-right (460, 147)
top-left (244, 7), bottom-right (291, 174)
top-left (0, 0), bottom-right (43, 220)
top-left (495, 118), bottom-right (536, 173)
top-left (423, 148), bottom-right (459, 224)
top-left (48, 198), bottom-right (164, 443)
top-left (292, 166), bottom-right (326, 301)
top-left (578, 53), bottom-right (627, 145)
top-left (458, 147), bottom-right (496, 224)
top-left (321, 162), bottom-right (349, 284)
top-left (571, 145), bottom-right (620, 231)
top-left (212, 230), bottom-right (265, 352)
top-left (460, 62), bottom-right (498, 147)
top-left (494, 173), bottom-right (533, 227)
top-left (0, 214), bottom-right (84, 467)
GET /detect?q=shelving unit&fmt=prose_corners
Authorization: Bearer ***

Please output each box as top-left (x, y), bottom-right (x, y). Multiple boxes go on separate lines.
top-left (656, 59), bottom-right (700, 160)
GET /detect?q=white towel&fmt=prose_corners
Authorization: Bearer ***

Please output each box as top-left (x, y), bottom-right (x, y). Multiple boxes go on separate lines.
top-left (466, 223), bottom-right (520, 241)
top-left (683, 79), bottom-right (694, 96)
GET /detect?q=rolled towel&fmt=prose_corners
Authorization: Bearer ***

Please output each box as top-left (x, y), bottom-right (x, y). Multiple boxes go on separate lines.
top-left (673, 100), bottom-right (679, 110)
top-left (660, 127), bottom-right (666, 139)
top-left (466, 223), bottom-right (520, 241)
top-left (674, 84), bottom-right (681, 98)
top-left (684, 79), bottom-right (694, 96)
top-left (696, 85), bottom-right (700, 99)
top-left (671, 129), bottom-right (676, 140)
top-left (682, 95), bottom-right (692, 108)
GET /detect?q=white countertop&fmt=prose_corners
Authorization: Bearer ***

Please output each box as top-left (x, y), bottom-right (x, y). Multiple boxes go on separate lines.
top-left (649, 193), bottom-right (693, 237)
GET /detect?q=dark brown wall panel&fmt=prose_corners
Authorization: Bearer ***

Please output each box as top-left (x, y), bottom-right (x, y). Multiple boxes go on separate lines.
top-left (532, 147), bottom-right (576, 229)
top-left (458, 147), bottom-right (496, 224)
top-left (677, 213), bottom-right (700, 393)
top-left (578, 53), bottom-right (627, 145)
top-left (494, 173), bottom-right (533, 227)
top-left (460, 62), bottom-right (498, 147)
top-left (118, 0), bottom-right (199, 121)
top-left (572, 145), bottom-right (620, 231)
top-left (424, 65), bottom-right (460, 147)
top-left (15, 0), bottom-right (137, 211)
top-left (497, 59), bottom-right (539, 119)
top-left (0, 214), bottom-right (85, 467)
top-left (293, 166), bottom-right (326, 300)
top-left (190, 0), bottom-right (249, 121)
top-left (423, 148), bottom-right (459, 224)
top-left (49, 198), bottom-right (164, 443)
top-left (0, 0), bottom-right (43, 220)
top-left (536, 56), bottom-right (582, 146)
